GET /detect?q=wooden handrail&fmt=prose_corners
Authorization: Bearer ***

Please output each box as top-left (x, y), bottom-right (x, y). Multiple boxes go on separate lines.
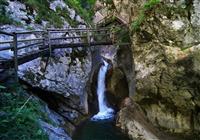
top-left (47, 28), bottom-right (110, 32)
top-left (15, 30), bottom-right (44, 34)
top-left (0, 46), bottom-right (13, 51)
top-left (0, 40), bottom-right (13, 44)
top-left (0, 38), bottom-right (44, 44)
top-left (50, 36), bottom-right (86, 40)
top-left (15, 42), bottom-right (44, 51)
top-left (0, 31), bottom-right (14, 36)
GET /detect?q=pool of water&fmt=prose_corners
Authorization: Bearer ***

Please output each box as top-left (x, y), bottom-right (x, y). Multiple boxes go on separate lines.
top-left (72, 118), bottom-right (131, 140)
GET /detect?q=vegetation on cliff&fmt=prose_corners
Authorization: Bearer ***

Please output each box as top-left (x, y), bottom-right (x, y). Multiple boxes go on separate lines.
top-left (66, 0), bottom-right (96, 24)
top-left (131, 0), bottom-right (160, 32)
top-left (0, 84), bottom-right (49, 140)
top-left (0, 0), bottom-right (96, 27)
top-left (0, 0), bottom-right (13, 25)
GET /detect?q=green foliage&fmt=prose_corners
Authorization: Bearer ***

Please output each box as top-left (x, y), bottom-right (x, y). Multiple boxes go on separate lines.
top-left (143, 0), bottom-right (160, 9)
top-left (64, 0), bottom-right (94, 25)
top-left (79, 0), bottom-right (96, 9)
top-left (56, 6), bottom-right (79, 27)
top-left (0, 15), bottom-right (12, 25)
top-left (131, 0), bottom-right (160, 32)
top-left (21, 0), bottom-right (64, 28)
top-left (26, 25), bottom-right (34, 30)
top-left (0, 0), bottom-right (96, 26)
top-left (0, 84), bottom-right (48, 140)
top-left (21, 0), bottom-right (95, 27)
top-left (131, 12), bottom-right (145, 32)
top-left (111, 26), bottom-right (130, 44)
top-left (14, 21), bottom-right (23, 26)
top-left (0, 0), bottom-right (13, 25)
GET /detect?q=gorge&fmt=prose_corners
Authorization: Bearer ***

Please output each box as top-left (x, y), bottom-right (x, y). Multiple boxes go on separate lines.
top-left (1, 0), bottom-right (200, 140)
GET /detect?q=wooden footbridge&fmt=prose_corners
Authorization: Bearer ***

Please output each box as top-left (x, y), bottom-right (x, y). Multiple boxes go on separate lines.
top-left (0, 28), bottom-right (126, 81)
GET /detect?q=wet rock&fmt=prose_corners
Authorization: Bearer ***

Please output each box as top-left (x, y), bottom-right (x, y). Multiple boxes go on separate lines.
top-left (106, 68), bottom-right (129, 108)
top-left (116, 98), bottom-right (160, 140)
top-left (20, 48), bottom-right (92, 119)
top-left (39, 121), bottom-right (72, 140)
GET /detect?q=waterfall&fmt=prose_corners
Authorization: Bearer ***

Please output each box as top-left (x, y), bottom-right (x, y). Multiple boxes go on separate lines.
top-left (91, 59), bottom-right (114, 121)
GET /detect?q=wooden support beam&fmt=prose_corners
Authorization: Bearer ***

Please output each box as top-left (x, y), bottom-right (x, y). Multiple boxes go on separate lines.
top-left (52, 41), bottom-right (113, 48)
top-left (13, 32), bottom-right (18, 82)
top-left (87, 29), bottom-right (90, 47)
top-left (0, 38), bottom-right (44, 44)
top-left (0, 49), bottom-right (49, 69)
top-left (15, 42), bottom-right (44, 51)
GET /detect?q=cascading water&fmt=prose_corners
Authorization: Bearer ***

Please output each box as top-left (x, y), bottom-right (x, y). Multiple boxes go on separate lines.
top-left (91, 59), bottom-right (114, 121)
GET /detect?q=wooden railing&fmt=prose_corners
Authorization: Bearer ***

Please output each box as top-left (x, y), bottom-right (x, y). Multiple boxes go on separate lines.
top-left (0, 28), bottom-right (113, 81)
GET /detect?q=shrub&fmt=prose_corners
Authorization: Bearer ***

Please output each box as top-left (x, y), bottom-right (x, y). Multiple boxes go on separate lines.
top-left (64, 0), bottom-right (94, 25)
top-left (0, 84), bottom-right (48, 140)
top-left (0, 0), bottom-right (13, 25)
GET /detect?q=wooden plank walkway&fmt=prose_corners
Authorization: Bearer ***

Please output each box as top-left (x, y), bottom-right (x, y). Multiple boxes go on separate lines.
top-left (0, 28), bottom-right (118, 81)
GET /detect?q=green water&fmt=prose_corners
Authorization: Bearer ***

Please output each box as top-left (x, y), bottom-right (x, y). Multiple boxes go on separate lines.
top-left (72, 119), bottom-right (131, 140)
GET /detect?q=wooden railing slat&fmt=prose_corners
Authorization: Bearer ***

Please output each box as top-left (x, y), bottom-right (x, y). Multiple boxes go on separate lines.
top-left (13, 33), bottom-right (18, 82)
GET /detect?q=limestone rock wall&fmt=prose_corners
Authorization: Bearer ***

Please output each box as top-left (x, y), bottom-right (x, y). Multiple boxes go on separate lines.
top-left (20, 48), bottom-right (91, 120)
top-left (108, 0), bottom-right (200, 139)
top-left (0, 0), bottom-right (90, 139)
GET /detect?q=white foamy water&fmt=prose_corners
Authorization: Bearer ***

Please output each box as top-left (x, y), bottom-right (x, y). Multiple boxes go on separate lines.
top-left (91, 60), bottom-right (114, 121)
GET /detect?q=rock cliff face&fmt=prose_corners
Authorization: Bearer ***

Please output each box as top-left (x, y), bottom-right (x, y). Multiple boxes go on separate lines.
top-left (107, 0), bottom-right (200, 139)
top-left (19, 47), bottom-right (91, 129)
top-left (0, 0), bottom-right (91, 139)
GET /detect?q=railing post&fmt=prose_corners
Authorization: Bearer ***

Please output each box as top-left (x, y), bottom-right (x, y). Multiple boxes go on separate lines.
top-left (87, 29), bottom-right (90, 47)
top-left (111, 28), bottom-right (115, 44)
top-left (13, 32), bottom-right (18, 82)
top-left (47, 30), bottom-right (52, 57)
top-left (42, 31), bottom-right (46, 47)
top-left (105, 29), bottom-right (108, 42)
